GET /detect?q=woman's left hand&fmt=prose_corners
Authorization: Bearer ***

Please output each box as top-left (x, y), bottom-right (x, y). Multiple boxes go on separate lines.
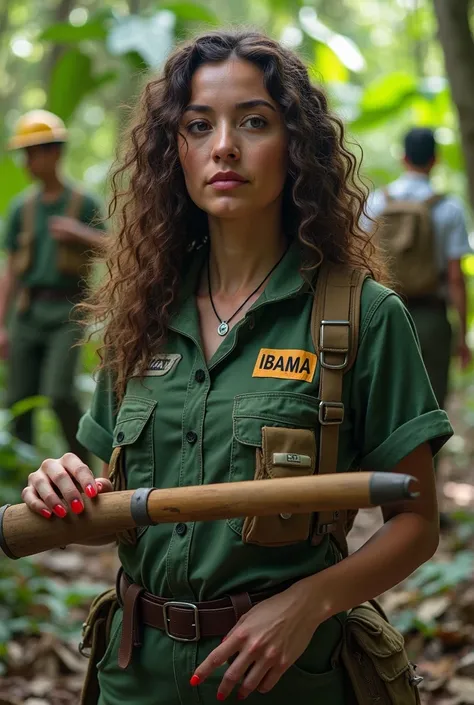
top-left (191, 581), bottom-right (323, 700)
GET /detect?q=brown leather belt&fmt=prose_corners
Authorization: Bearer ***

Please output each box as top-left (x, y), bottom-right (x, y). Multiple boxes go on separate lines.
top-left (117, 570), bottom-right (289, 669)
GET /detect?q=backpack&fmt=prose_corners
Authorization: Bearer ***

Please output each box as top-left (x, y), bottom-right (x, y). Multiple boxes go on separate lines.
top-left (375, 190), bottom-right (443, 298)
top-left (13, 187), bottom-right (85, 278)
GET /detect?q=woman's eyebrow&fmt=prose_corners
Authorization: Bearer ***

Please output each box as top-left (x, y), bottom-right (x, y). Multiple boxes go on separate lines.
top-left (183, 99), bottom-right (277, 113)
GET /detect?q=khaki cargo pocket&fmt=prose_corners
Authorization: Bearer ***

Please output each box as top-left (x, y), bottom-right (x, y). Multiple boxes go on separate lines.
top-left (242, 426), bottom-right (316, 545)
top-left (229, 392), bottom-right (319, 542)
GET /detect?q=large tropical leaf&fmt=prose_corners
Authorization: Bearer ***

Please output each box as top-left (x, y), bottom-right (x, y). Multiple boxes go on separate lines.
top-left (39, 19), bottom-right (108, 43)
top-left (48, 49), bottom-right (116, 123)
top-left (350, 72), bottom-right (419, 131)
top-left (39, 8), bottom-right (114, 43)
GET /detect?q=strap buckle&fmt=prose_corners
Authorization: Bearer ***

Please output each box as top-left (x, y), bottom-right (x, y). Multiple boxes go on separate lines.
top-left (318, 401), bottom-right (344, 426)
top-left (313, 521), bottom-right (338, 536)
top-left (319, 320), bottom-right (350, 370)
top-left (163, 601), bottom-right (201, 642)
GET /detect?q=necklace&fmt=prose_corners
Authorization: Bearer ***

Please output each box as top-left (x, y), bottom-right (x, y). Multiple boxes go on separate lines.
top-left (208, 245), bottom-right (289, 337)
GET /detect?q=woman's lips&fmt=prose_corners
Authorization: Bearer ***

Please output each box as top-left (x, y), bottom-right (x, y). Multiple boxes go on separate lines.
top-left (209, 179), bottom-right (248, 190)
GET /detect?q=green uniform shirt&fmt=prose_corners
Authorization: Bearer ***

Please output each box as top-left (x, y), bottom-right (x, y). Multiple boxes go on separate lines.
top-left (77, 244), bottom-right (452, 603)
top-left (4, 184), bottom-right (104, 289)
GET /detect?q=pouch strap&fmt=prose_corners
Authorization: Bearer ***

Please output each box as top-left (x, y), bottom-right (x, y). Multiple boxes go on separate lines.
top-left (22, 191), bottom-right (37, 240)
top-left (66, 188), bottom-right (84, 219)
top-left (118, 583), bottom-right (144, 670)
top-left (229, 593), bottom-right (253, 623)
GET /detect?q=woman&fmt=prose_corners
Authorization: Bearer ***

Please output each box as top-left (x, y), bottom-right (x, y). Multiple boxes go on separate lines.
top-left (21, 30), bottom-right (452, 705)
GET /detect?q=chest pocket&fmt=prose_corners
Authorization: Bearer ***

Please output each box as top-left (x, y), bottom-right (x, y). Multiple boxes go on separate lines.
top-left (229, 392), bottom-right (319, 546)
top-left (112, 395), bottom-right (157, 490)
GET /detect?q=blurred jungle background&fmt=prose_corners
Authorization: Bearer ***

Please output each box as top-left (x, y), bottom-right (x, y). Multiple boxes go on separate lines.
top-left (2, 1), bottom-right (474, 703)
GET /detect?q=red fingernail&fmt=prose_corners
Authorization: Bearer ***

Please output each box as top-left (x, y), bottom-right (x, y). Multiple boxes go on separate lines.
top-left (53, 504), bottom-right (67, 518)
top-left (217, 694), bottom-right (226, 701)
top-left (85, 484), bottom-right (97, 498)
top-left (71, 499), bottom-right (84, 514)
top-left (41, 509), bottom-right (52, 519)
top-left (96, 481), bottom-right (103, 491)
top-left (238, 695), bottom-right (245, 701)
top-left (190, 675), bottom-right (200, 686)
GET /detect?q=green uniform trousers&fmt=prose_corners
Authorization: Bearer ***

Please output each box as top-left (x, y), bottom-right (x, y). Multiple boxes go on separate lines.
top-left (6, 297), bottom-right (89, 461)
top-left (406, 301), bottom-right (452, 411)
top-left (96, 608), bottom-right (351, 704)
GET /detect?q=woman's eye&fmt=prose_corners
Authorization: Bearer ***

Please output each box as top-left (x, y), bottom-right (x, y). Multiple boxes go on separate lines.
top-left (242, 116), bottom-right (267, 129)
top-left (188, 120), bottom-right (211, 134)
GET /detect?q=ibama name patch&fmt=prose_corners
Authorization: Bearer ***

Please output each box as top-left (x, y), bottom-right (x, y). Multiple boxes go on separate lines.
top-left (252, 348), bottom-right (317, 383)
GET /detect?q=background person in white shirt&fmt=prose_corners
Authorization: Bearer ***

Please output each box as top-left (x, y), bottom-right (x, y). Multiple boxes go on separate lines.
top-left (368, 127), bottom-right (471, 414)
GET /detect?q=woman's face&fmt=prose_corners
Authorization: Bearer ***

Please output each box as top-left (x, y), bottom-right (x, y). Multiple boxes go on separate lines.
top-left (178, 58), bottom-right (288, 220)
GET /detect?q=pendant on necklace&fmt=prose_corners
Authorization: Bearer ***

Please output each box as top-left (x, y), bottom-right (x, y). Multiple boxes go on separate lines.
top-left (217, 321), bottom-right (229, 336)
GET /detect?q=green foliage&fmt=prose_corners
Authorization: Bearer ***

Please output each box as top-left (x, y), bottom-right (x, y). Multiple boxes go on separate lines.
top-left (1, 0), bottom-right (469, 214)
top-left (0, 557), bottom-right (108, 671)
top-left (48, 49), bottom-right (117, 123)
top-left (405, 551), bottom-right (474, 596)
top-left (0, 157), bottom-right (29, 220)
top-left (158, 1), bottom-right (219, 25)
top-left (39, 19), bottom-right (109, 43)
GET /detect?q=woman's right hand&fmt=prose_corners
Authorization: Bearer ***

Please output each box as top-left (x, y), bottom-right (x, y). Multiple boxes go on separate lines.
top-left (21, 453), bottom-right (113, 519)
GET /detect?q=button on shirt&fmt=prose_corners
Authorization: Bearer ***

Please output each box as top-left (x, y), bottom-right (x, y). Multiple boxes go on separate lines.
top-left (367, 173), bottom-right (471, 296)
top-left (77, 243), bottom-right (453, 603)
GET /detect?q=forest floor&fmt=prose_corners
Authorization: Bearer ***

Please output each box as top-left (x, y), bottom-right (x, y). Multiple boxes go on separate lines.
top-left (1, 381), bottom-right (474, 705)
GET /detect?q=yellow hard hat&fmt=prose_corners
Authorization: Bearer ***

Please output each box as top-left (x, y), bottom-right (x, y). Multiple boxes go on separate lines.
top-left (7, 110), bottom-right (68, 150)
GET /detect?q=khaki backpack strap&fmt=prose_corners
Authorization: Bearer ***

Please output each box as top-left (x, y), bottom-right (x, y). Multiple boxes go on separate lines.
top-left (66, 188), bottom-right (84, 220)
top-left (424, 193), bottom-right (444, 208)
top-left (311, 262), bottom-right (368, 537)
top-left (22, 191), bottom-right (37, 244)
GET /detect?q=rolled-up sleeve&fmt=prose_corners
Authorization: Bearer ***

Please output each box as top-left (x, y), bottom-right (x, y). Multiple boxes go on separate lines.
top-left (351, 288), bottom-right (453, 470)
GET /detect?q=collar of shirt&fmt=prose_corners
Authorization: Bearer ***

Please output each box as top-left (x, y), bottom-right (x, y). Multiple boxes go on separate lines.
top-left (168, 239), bottom-right (310, 337)
top-left (396, 171), bottom-right (430, 185)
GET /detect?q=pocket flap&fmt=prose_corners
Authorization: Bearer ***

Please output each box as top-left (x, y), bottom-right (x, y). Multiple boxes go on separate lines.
top-left (263, 426), bottom-right (316, 477)
top-left (233, 392), bottom-right (320, 446)
top-left (347, 604), bottom-right (408, 683)
top-left (112, 396), bottom-right (157, 447)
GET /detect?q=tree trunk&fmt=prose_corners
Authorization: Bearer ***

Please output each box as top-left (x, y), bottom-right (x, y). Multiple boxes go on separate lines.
top-left (433, 0), bottom-right (474, 210)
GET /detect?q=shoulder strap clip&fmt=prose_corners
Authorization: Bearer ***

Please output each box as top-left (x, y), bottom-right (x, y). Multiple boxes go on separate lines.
top-left (319, 319), bottom-right (350, 370)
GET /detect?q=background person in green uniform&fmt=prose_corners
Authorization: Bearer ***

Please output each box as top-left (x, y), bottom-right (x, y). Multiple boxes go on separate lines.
top-left (0, 110), bottom-right (105, 462)
top-left (21, 31), bottom-right (452, 705)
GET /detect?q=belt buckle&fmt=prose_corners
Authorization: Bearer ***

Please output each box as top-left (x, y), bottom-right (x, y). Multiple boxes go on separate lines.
top-left (163, 601), bottom-right (201, 642)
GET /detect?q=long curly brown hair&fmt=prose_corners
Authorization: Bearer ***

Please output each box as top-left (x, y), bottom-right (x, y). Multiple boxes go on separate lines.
top-left (80, 29), bottom-right (383, 400)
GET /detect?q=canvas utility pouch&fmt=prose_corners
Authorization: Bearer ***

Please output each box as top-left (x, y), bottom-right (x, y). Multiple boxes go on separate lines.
top-left (340, 600), bottom-right (422, 705)
top-left (79, 587), bottom-right (120, 705)
top-left (242, 426), bottom-right (317, 546)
